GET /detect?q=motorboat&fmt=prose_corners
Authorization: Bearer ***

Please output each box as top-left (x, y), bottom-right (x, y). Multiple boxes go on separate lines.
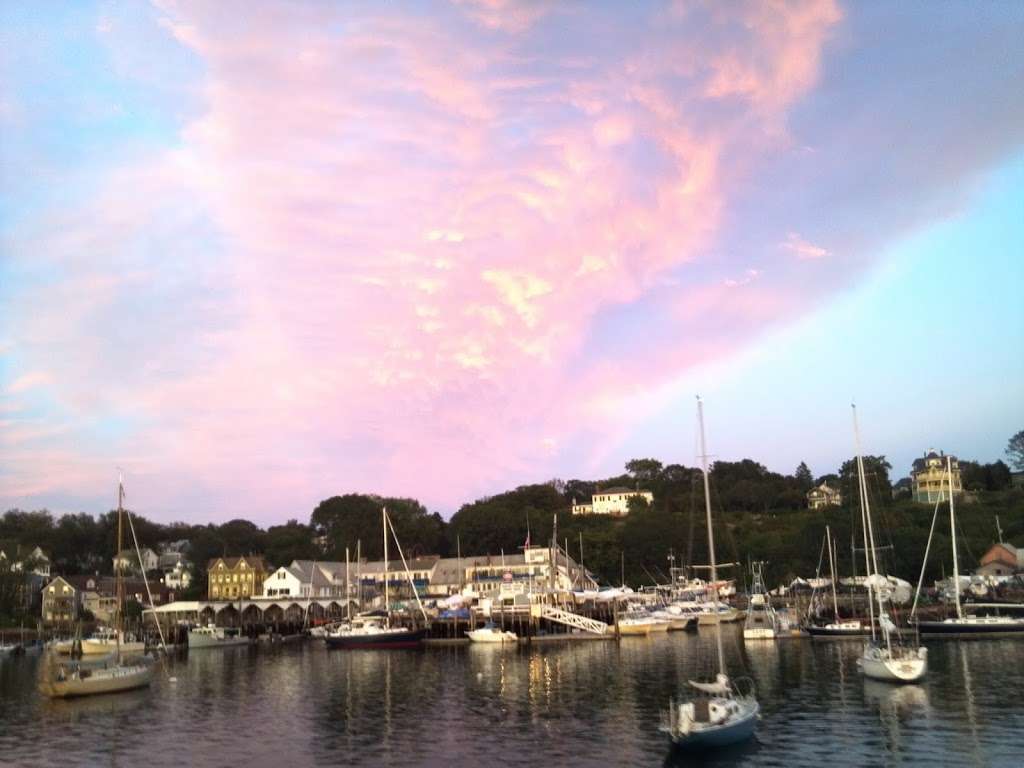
top-left (81, 627), bottom-right (147, 656)
top-left (467, 622), bottom-right (517, 644)
top-left (743, 564), bottom-right (779, 640)
top-left (188, 624), bottom-right (252, 649)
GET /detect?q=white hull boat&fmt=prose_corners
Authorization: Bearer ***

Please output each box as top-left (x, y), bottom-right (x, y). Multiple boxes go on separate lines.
top-left (858, 644), bottom-right (927, 683)
top-left (40, 656), bottom-right (154, 698)
top-left (467, 625), bottom-right (518, 644)
top-left (188, 626), bottom-right (251, 649)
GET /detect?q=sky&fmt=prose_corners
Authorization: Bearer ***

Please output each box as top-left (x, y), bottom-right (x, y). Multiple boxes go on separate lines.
top-left (1, 1), bottom-right (1022, 524)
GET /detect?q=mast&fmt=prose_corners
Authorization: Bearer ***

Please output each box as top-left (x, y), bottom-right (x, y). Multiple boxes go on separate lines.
top-left (457, 536), bottom-right (463, 591)
top-left (853, 404), bottom-right (888, 650)
top-left (116, 475), bottom-right (124, 662)
top-left (382, 507), bottom-right (390, 628)
top-left (948, 456), bottom-right (963, 619)
top-left (852, 405), bottom-right (876, 642)
top-left (826, 525), bottom-right (840, 623)
top-left (345, 547), bottom-right (351, 621)
top-left (697, 396), bottom-right (725, 677)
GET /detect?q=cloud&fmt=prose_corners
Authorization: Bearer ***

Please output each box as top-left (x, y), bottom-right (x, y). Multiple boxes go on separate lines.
top-left (5, 0), bottom-right (1020, 520)
top-left (781, 232), bottom-right (830, 259)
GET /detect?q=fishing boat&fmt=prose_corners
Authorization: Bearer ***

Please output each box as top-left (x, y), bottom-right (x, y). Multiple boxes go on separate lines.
top-left (39, 477), bottom-right (155, 698)
top-left (914, 457), bottom-right (1024, 637)
top-left (743, 563), bottom-right (779, 640)
top-left (467, 622), bottom-right (518, 643)
top-left (662, 397), bottom-right (759, 749)
top-left (325, 507), bottom-right (428, 650)
top-left (187, 624), bottom-right (252, 649)
top-left (80, 627), bottom-right (147, 656)
top-left (851, 406), bottom-right (927, 684)
top-left (806, 526), bottom-right (872, 638)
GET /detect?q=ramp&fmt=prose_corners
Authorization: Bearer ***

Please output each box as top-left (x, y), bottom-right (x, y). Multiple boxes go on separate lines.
top-left (539, 605), bottom-right (609, 635)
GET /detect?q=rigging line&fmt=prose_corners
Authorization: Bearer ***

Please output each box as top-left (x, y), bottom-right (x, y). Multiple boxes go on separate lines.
top-left (911, 492), bottom-right (944, 619)
top-left (124, 500), bottom-right (173, 680)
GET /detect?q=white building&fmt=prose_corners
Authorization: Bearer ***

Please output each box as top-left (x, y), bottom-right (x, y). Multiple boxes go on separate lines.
top-left (0, 544), bottom-right (51, 578)
top-left (114, 547), bottom-right (159, 573)
top-left (571, 487), bottom-right (653, 517)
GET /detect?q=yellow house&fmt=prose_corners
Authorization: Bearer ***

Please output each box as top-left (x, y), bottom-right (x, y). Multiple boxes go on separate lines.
top-left (911, 450), bottom-right (962, 503)
top-left (207, 556), bottom-right (270, 601)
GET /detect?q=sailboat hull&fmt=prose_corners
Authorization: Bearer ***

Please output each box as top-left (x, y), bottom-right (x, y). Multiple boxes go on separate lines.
top-left (668, 700), bottom-right (759, 750)
top-left (917, 618), bottom-right (1024, 637)
top-left (324, 628), bottom-right (427, 649)
top-left (806, 624), bottom-right (872, 638)
top-left (858, 646), bottom-right (927, 683)
top-left (40, 662), bottom-right (155, 698)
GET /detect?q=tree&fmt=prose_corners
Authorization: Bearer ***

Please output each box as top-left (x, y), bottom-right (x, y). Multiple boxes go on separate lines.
top-left (795, 462), bottom-right (814, 492)
top-left (625, 458), bottom-right (663, 484)
top-left (1007, 429), bottom-right (1024, 471)
top-left (838, 455), bottom-right (892, 505)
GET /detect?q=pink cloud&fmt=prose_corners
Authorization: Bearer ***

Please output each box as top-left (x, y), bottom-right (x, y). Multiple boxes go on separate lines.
top-left (1, 1), bottom-right (845, 519)
top-left (782, 232), bottom-right (830, 259)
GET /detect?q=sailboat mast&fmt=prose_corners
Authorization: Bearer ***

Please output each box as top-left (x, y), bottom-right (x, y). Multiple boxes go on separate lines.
top-left (697, 396), bottom-right (725, 676)
top-left (382, 508), bottom-right (390, 628)
top-left (826, 525), bottom-right (840, 623)
top-left (345, 547), bottom-right (351, 621)
top-left (116, 476), bottom-right (124, 661)
top-left (852, 405), bottom-right (877, 642)
top-left (948, 456), bottom-right (963, 619)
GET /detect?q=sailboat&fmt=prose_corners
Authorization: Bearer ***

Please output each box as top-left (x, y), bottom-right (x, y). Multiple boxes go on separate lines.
top-left (662, 397), bottom-right (759, 749)
top-left (39, 477), bottom-right (155, 698)
top-left (325, 507), bottom-right (428, 649)
top-left (743, 562), bottom-right (779, 640)
top-left (806, 525), bottom-right (872, 638)
top-left (851, 405), bottom-right (927, 683)
top-left (915, 457), bottom-right (1024, 637)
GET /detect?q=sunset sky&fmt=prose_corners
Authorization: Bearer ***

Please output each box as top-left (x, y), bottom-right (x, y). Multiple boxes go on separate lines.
top-left (2, 1), bottom-right (1022, 524)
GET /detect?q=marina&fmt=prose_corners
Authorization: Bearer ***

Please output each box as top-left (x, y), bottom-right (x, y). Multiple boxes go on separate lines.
top-left (3, 626), bottom-right (1024, 767)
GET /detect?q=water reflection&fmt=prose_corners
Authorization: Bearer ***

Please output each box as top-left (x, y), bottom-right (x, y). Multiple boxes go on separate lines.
top-left (3, 636), bottom-right (1024, 767)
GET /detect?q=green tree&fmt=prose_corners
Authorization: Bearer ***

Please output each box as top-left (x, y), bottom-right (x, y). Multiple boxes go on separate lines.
top-left (625, 458), bottom-right (663, 485)
top-left (838, 455), bottom-right (893, 504)
top-left (1007, 429), bottom-right (1024, 471)
top-left (795, 462), bottom-right (814, 492)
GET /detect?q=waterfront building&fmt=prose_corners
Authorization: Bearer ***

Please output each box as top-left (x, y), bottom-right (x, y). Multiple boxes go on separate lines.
top-left (911, 449), bottom-right (962, 503)
top-left (263, 560), bottom-right (344, 598)
top-left (807, 482), bottom-right (842, 510)
top-left (975, 543), bottom-right (1024, 578)
top-left (207, 556), bottom-right (270, 600)
top-left (571, 488), bottom-right (653, 517)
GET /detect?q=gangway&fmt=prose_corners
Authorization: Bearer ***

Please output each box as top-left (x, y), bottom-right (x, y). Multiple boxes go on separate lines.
top-left (538, 605), bottom-right (609, 635)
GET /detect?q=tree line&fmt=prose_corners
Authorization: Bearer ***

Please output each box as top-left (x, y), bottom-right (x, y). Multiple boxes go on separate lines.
top-left (3, 443), bottom-right (1021, 609)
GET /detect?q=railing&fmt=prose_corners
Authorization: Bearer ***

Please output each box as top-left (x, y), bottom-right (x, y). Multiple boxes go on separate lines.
top-left (539, 605), bottom-right (609, 635)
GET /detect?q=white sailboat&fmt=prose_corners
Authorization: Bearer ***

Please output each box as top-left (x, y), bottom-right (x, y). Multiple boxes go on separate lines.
top-left (851, 405), bottom-right (927, 683)
top-left (662, 397), bottom-right (759, 749)
top-left (914, 457), bottom-right (1024, 637)
top-left (806, 525), bottom-right (872, 638)
top-left (40, 477), bottom-right (155, 698)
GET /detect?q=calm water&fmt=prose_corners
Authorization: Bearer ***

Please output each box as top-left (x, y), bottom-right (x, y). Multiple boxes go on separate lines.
top-left (1, 628), bottom-right (1022, 767)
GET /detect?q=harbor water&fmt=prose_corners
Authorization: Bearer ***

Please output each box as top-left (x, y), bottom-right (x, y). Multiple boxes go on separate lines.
top-left (1, 628), bottom-right (1022, 767)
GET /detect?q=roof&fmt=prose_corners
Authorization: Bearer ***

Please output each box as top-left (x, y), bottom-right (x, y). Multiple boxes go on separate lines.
top-left (912, 450), bottom-right (958, 471)
top-left (0, 542), bottom-right (49, 562)
top-left (207, 555), bottom-right (271, 572)
top-left (596, 487), bottom-right (649, 495)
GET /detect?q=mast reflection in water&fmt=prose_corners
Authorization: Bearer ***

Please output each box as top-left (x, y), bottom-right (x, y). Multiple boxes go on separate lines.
top-left (1, 631), bottom-right (1023, 767)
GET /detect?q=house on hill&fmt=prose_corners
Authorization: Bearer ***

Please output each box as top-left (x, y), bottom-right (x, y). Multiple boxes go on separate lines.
top-left (571, 487), bottom-right (653, 517)
top-left (975, 543), bottom-right (1024, 578)
top-left (911, 449), bottom-right (962, 503)
top-left (807, 482), bottom-right (842, 510)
